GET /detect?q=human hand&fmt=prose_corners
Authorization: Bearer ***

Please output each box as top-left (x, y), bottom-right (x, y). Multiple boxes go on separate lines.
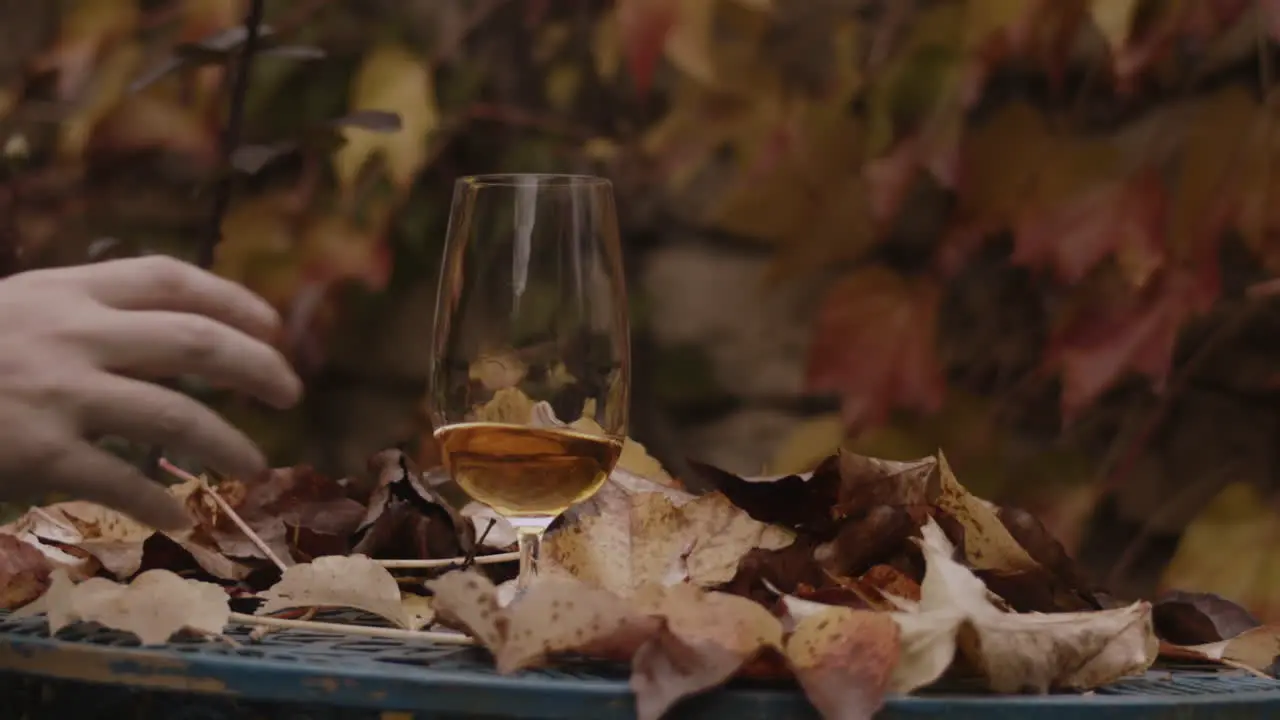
top-left (0, 256), bottom-right (302, 530)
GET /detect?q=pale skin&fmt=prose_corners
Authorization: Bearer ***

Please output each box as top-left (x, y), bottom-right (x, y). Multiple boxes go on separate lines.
top-left (0, 256), bottom-right (302, 531)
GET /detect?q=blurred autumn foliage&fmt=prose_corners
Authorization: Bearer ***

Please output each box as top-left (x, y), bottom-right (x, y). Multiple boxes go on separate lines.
top-left (7, 0), bottom-right (1280, 616)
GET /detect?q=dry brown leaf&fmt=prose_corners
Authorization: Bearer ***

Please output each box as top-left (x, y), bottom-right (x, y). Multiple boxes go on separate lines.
top-left (0, 507), bottom-right (98, 579)
top-left (500, 577), bottom-right (661, 673)
top-left (915, 519), bottom-right (1157, 693)
top-left (836, 451), bottom-right (939, 511)
top-left (18, 569), bottom-right (229, 645)
top-left (0, 533), bottom-right (53, 610)
top-left (41, 501), bottom-right (154, 577)
top-left (546, 489), bottom-right (793, 597)
top-left (30, 500), bottom-right (248, 581)
top-left (932, 452), bottom-right (1040, 573)
top-left (1166, 625), bottom-right (1280, 674)
top-left (631, 584), bottom-right (784, 720)
top-left (425, 570), bottom-right (507, 650)
top-left (258, 555), bottom-right (420, 628)
top-left (785, 606), bottom-right (900, 720)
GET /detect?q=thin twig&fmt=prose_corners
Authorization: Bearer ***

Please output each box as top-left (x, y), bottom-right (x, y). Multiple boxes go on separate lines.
top-left (461, 519), bottom-right (499, 570)
top-left (250, 607), bottom-right (316, 640)
top-left (375, 552), bottom-right (519, 570)
top-left (201, 0), bottom-right (266, 268)
top-left (228, 612), bottom-right (476, 645)
top-left (158, 458), bottom-right (290, 573)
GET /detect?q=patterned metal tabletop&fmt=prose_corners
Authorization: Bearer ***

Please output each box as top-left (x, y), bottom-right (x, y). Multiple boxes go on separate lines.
top-left (1, 610), bottom-right (1278, 719)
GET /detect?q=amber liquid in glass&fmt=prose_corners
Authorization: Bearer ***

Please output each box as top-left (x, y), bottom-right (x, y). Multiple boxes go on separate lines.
top-left (434, 422), bottom-right (622, 517)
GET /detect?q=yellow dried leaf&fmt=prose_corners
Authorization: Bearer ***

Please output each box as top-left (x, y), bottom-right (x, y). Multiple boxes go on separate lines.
top-left (333, 43), bottom-right (439, 193)
top-left (1088, 0), bottom-right (1143, 53)
top-left (933, 452), bottom-right (1040, 573)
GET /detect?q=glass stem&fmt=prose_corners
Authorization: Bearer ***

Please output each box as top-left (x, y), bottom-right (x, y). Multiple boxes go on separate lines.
top-left (514, 524), bottom-right (544, 592)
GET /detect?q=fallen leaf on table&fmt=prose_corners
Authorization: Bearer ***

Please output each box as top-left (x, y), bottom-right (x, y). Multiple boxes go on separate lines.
top-left (719, 538), bottom-right (828, 603)
top-left (258, 555), bottom-right (421, 629)
top-left (835, 451), bottom-right (939, 512)
top-left (546, 489), bottom-right (793, 598)
top-left (425, 570), bottom-right (506, 650)
top-left (631, 584), bottom-right (784, 720)
top-left (996, 505), bottom-right (1096, 594)
top-left (18, 569), bottom-right (229, 646)
top-left (1153, 590), bottom-right (1261, 646)
top-left (688, 457), bottom-right (843, 536)
top-left (915, 518), bottom-right (1157, 693)
top-left (353, 449), bottom-right (473, 561)
top-left (39, 501), bottom-right (154, 578)
top-left (691, 450), bottom-right (937, 540)
top-left (932, 454), bottom-right (1095, 613)
top-left (202, 464), bottom-right (368, 563)
top-left (1164, 625), bottom-right (1280, 675)
top-left (932, 453), bottom-right (1038, 574)
top-left (0, 507), bottom-right (98, 579)
top-left (816, 504), bottom-right (925, 579)
top-left (860, 564), bottom-right (923, 605)
top-left (887, 609), bottom-right (963, 693)
top-left (785, 606), bottom-right (900, 720)
top-left (30, 501), bottom-right (246, 581)
top-left (501, 576), bottom-right (661, 673)
top-left (0, 533), bottom-right (53, 610)
top-left (400, 593), bottom-right (435, 630)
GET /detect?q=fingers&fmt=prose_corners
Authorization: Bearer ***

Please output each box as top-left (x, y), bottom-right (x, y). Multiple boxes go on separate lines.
top-left (75, 375), bottom-right (268, 480)
top-left (89, 311), bottom-right (302, 409)
top-left (45, 444), bottom-right (192, 531)
top-left (58, 256), bottom-right (282, 342)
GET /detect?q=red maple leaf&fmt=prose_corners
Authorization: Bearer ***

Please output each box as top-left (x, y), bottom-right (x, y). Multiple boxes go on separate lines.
top-left (1012, 171), bottom-right (1167, 286)
top-left (616, 0), bottom-right (679, 95)
top-left (806, 266), bottom-right (947, 431)
top-left (1047, 259), bottom-right (1219, 421)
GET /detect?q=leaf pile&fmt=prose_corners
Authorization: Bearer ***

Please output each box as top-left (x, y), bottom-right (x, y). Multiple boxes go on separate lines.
top-left (3, 445), bottom-right (1278, 720)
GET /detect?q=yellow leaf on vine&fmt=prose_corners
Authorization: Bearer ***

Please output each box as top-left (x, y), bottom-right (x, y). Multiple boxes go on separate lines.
top-left (333, 44), bottom-right (440, 194)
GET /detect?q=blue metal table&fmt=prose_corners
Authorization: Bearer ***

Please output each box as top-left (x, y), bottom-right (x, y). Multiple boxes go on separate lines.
top-left (0, 610), bottom-right (1277, 719)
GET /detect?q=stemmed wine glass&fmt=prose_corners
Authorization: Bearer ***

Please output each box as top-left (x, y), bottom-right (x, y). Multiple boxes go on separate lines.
top-left (427, 174), bottom-right (630, 591)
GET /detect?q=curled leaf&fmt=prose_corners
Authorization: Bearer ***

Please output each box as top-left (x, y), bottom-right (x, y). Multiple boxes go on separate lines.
top-left (916, 518), bottom-right (1157, 693)
top-left (0, 534), bottom-right (53, 610)
top-left (426, 570), bottom-right (506, 651)
top-left (688, 458), bottom-right (842, 535)
top-left (786, 606), bottom-right (900, 720)
top-left (258, 555), bottom-right (419, 629)
top-left (1153, 590), bottom-right (1261, 646)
